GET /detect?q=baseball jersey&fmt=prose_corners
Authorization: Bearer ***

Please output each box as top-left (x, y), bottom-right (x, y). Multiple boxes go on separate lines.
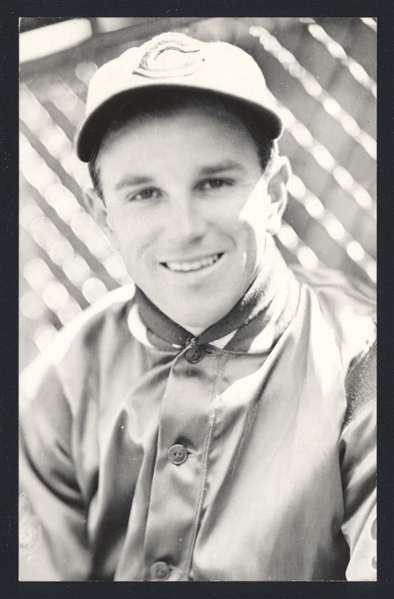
top-left (19, 236), bottom-right (376, 581)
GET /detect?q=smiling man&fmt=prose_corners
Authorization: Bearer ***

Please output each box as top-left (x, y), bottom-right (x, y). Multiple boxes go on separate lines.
top-left (88, 92), bottom-right (288, 336)
top-left (19, 31), bottom-right (376, 581)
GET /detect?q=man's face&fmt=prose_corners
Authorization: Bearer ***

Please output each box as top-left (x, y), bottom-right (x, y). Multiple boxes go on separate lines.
top-left (97, 106), bottom-right (276, 334)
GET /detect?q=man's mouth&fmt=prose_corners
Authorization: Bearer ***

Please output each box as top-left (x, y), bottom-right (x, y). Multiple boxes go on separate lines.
top-left (162, 253), bottom-right (223, 273)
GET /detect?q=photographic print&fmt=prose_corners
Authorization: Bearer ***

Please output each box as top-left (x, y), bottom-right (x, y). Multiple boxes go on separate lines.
top-left (18, 16), bottom-right (377, 582)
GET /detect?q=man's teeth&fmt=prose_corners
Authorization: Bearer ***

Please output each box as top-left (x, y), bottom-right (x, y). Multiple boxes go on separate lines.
top-left (165, 254), bottom-right (221, 272)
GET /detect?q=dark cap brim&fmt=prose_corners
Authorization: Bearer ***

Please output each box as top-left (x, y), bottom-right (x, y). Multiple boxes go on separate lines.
top-left (76, 85), bottom-right (283, 163)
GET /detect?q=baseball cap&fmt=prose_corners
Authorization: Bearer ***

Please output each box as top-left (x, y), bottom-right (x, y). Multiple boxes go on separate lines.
top-left (76, 31), bottom-right (283, 162)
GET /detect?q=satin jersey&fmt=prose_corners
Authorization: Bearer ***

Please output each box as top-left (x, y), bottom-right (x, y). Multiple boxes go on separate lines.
top-left (19, 240), bottom-right (376, 581)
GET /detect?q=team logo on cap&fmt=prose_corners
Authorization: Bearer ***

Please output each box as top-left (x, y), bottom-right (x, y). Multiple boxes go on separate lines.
top-left (134, 37), bottom-right (204, 78)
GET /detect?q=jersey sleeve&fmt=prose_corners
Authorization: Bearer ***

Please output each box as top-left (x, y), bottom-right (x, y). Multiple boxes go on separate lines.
top-left (19, 361), bottom-right (91, 581)
top-left (339, 341), bottom-right (377, 581)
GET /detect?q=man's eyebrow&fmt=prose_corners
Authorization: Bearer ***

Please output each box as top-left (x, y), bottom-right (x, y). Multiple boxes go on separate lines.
top-left (113, 161), bottom-right (245, 190)
top-left (198, 161), bottom-right (247, 176)
top-left (114, 176), bottom-right (153, 191)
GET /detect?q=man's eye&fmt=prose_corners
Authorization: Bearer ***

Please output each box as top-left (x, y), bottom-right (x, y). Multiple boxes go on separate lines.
top-left (200, 179), bottom-right (232, 192)
top-left (130, 188), bottom-right (160, 201)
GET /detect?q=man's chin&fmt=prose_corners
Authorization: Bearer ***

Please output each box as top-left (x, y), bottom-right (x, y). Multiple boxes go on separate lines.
top-left (160, 299), bottom-right (240, 335)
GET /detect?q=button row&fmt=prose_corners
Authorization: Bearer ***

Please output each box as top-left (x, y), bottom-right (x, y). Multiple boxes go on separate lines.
top-left (149, 343), bottom-right (202, 582)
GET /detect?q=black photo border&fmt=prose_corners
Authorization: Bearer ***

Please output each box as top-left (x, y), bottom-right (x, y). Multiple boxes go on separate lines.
top-left (2, 1), bottom-right (393, 598)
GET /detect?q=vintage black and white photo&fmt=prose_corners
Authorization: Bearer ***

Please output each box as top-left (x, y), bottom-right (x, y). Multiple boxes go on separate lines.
top-left (19, 17), bottom-right (377, 581)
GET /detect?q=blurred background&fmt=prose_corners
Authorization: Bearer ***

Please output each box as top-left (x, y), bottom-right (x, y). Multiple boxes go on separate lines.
top-left (19, 17), bottom-right (377, 372)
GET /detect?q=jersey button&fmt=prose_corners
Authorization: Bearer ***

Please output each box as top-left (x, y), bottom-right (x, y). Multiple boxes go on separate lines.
top-left (168, 444), bottom-right (188, 465)
top-left (149, 561), bottom-right (170, 580)
top-left (185, 345), bottom-right (205, 363)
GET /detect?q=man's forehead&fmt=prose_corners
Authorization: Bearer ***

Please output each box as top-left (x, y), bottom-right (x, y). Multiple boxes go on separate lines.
top-left (97, 113), bottom-right (263, 189)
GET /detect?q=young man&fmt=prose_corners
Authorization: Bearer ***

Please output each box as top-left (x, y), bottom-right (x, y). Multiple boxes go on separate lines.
top-left (19, 31), bottom-right (376, 581)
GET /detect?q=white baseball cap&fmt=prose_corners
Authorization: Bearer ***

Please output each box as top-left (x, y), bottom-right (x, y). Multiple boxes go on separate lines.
top-left (76, 31), bottom-right (283, 162)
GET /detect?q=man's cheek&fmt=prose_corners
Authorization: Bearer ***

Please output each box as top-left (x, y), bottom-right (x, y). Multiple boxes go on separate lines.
top-left (123, 251), bottom-right (156, 282)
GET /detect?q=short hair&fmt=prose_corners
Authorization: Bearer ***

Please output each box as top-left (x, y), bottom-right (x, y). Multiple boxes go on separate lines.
top-left (87, 88), bottom-right (278, 201)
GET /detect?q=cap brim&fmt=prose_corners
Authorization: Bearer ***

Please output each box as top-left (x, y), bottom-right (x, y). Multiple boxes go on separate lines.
top-left (76, 85), bottom-right (283, 162)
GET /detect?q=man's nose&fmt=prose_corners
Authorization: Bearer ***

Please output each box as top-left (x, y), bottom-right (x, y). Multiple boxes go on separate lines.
top-left (165, 197), bottom-right (208, 242)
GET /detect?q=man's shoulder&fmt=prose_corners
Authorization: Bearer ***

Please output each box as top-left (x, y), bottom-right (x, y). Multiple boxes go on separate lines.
top-left (290, 263), bottom-right (376, 317)
top-left (290, 263), bottom-right (376, 375)
top-left (20, 285), bottom-right (136, 404)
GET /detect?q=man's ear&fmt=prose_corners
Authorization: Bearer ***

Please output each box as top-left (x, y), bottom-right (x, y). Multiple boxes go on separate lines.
top-left (266, 156), bottom-right (291, 235)
top-left (83, 187), bottom-right (119, 250)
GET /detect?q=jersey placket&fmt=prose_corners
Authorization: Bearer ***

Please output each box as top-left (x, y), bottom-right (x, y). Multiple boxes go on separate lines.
top-left (140, 343), bottom-right (225, 580)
